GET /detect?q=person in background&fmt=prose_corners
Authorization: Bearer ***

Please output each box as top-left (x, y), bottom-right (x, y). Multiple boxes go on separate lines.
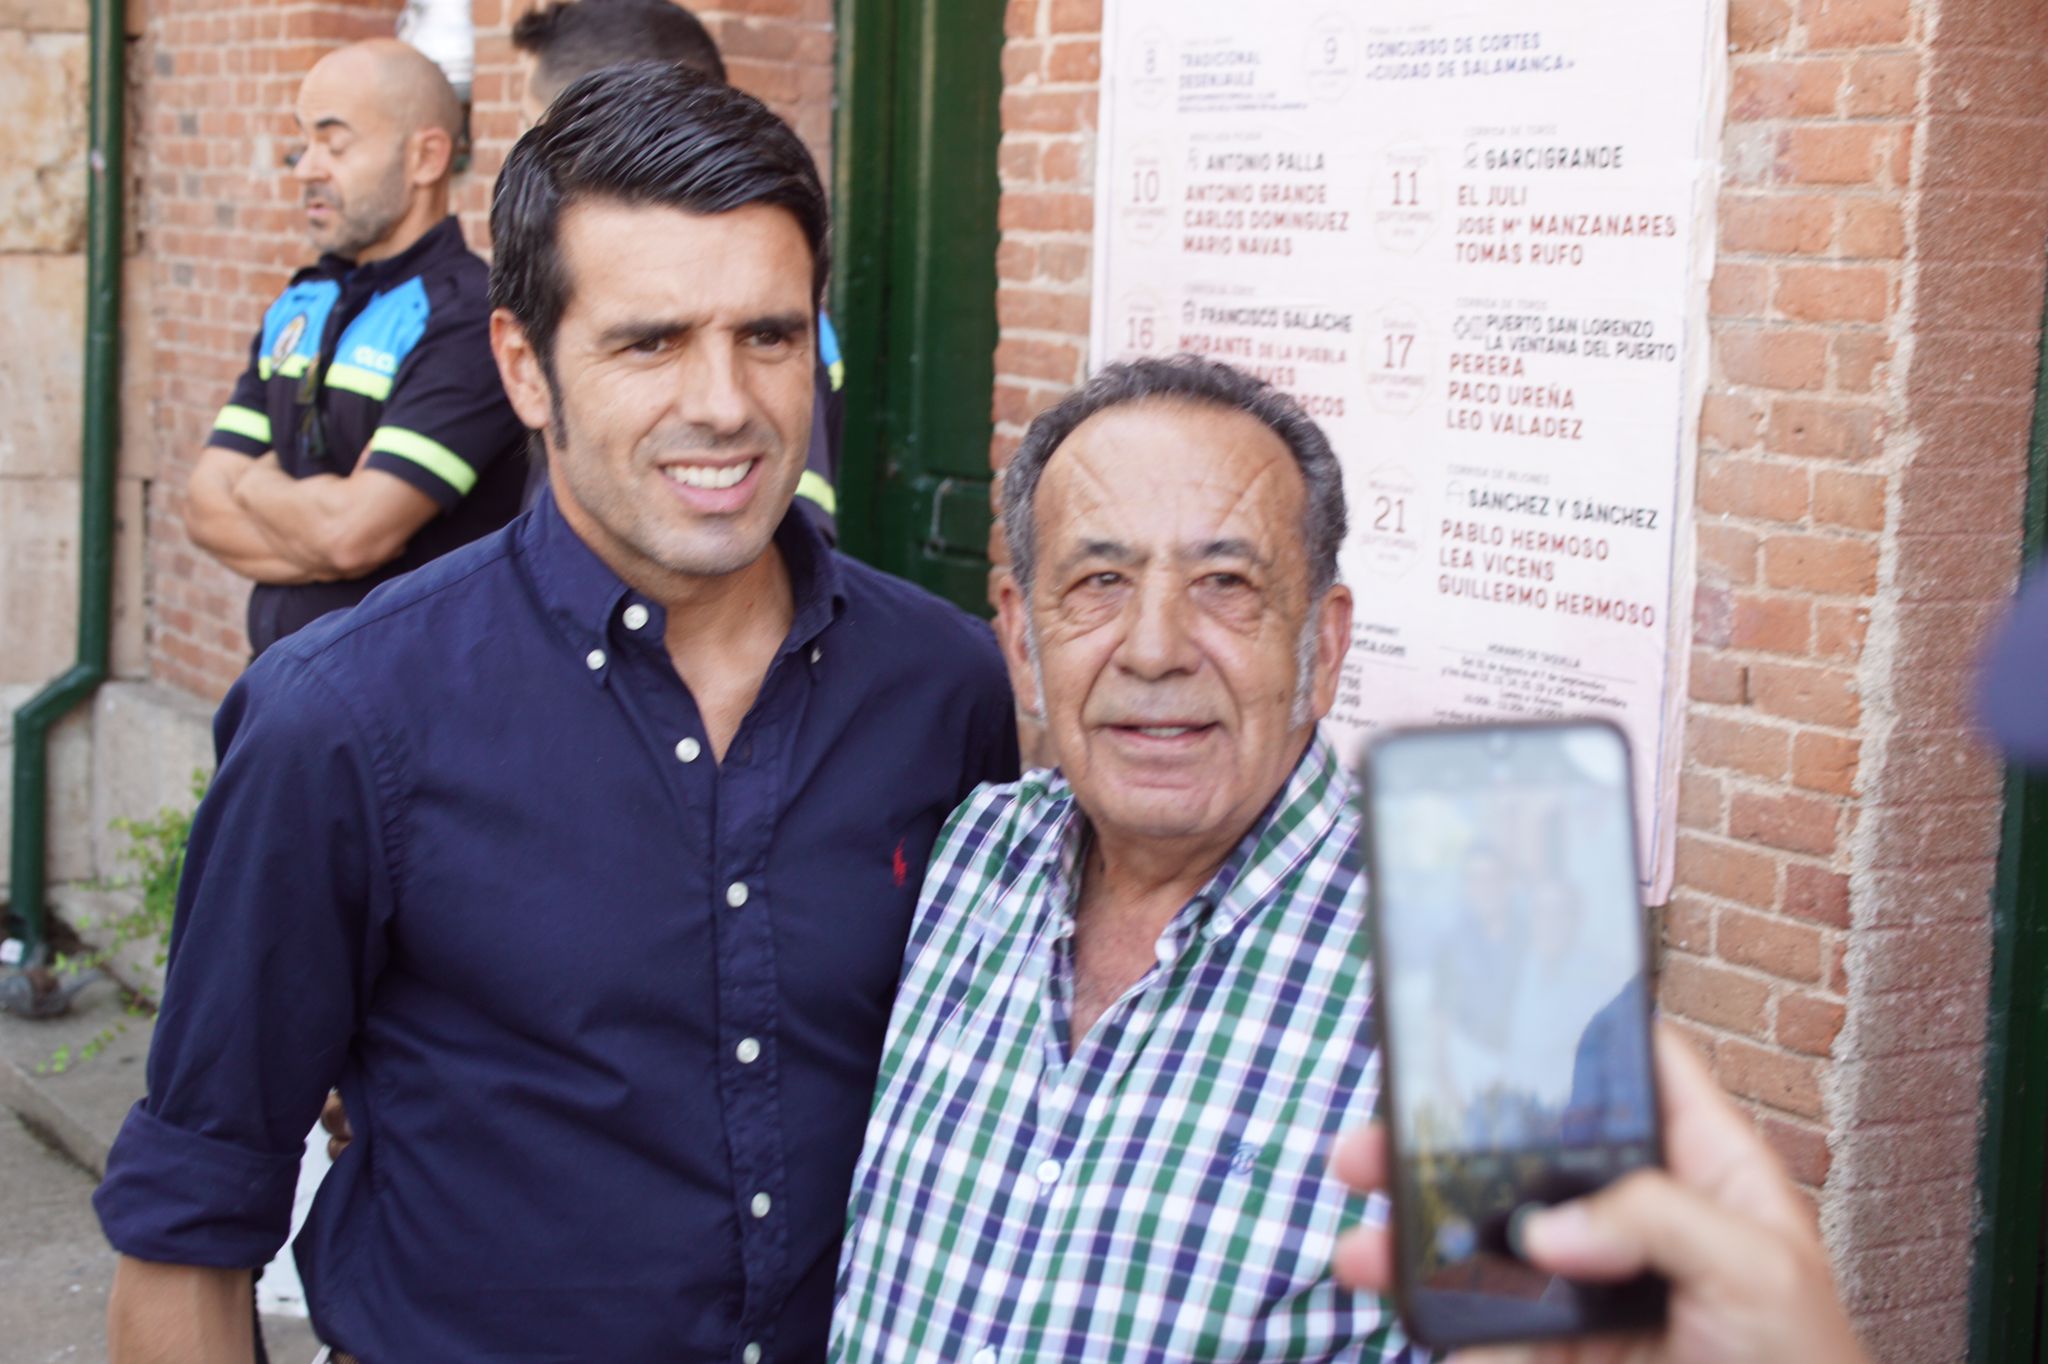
top-left (186, 39), bottom-right (526, 658)
top-left (509, 0), bottom-right (845, 538)
top-left (97, 66), bottom-right (1015, 1363)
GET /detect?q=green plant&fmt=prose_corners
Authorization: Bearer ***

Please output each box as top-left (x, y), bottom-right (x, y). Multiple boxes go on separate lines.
top-left (40, 768), bottom-right (209, 1073)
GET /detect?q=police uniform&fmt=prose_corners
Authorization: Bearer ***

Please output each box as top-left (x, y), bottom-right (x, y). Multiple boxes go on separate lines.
top-left (209, 216), bottom-right (526, 656)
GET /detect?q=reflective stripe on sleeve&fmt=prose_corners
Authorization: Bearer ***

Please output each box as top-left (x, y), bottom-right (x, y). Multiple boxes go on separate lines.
top-left (213, 404), bottom-right (272, 444)
top-left (796, 469), bottom-right (837, 518)
top-left (324, 363), bottom-right (394, 401)
top-left (370, 425), bottom-right (478, 496)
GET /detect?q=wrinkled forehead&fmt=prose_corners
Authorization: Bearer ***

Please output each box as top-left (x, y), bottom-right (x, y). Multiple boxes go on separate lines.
top-left (1034, 397), bottom-right (1309, 562)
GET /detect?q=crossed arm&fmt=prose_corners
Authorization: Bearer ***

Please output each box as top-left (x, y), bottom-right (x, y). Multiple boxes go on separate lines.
top-left (187, 444), bottom-right (439, 584)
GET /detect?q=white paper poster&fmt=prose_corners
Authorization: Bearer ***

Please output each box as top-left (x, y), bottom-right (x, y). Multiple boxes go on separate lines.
top-left (1092, 1), bottom-right (1726, 898)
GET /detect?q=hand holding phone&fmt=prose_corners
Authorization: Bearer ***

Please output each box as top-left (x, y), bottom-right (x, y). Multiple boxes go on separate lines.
top-left (1330, 1023), bottom-right (1869, 1364)
top-left (1361, 720), bottom-right (1665, 1348)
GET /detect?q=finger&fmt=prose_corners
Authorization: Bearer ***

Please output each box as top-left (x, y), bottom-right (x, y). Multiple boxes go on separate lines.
top-left (1332, 1224), bottom-right (1395, 1293)
top-left (1329, 1123), bottom-right (1388, 1194)
top-left (1518, 1165), bottom-right (1786, 1288)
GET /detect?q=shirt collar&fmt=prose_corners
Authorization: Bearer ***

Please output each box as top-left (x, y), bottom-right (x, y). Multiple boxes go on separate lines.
top-left (312, 215), bottom-right (465, 287)
top-left (516, 482), bottom-right (847, 683)
top-left (1036, 729), bottom-right (1355, 946)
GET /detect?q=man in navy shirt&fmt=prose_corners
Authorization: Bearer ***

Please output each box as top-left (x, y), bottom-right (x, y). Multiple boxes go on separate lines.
top-left (187, 39), bottom-right (528, 657)
top-left (98, 66), bottom-right (1017, 1362)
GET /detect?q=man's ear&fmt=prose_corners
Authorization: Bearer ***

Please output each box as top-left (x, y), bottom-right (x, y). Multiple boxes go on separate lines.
top-left (993, 570), bottom-right (1043, 720)
top-left (490, 308), bottom-right (555, 437)
top-left (408, 126), bottom-right (455, 187)
top-left (1307, 583), bottom-right (1354, 724)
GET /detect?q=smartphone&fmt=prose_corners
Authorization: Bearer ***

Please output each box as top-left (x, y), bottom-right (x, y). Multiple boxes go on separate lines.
top-left (1359, 718), bottom-right (1666, 1350)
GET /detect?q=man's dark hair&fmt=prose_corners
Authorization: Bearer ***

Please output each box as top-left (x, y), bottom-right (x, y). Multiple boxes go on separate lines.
top-left (512, 0), bottom-right (728, 98)
top-left (1000, 355), bottom-right (1348, 600)
top-left (489, 62), bottom-right (829, 380)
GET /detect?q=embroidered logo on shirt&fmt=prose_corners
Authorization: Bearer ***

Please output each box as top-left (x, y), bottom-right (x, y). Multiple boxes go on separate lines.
top-left (1228, 1141), bottom-right (1262, 1175)
top-left (271, 313), bottom-right (307, 366)
top-left (892, 839), bottom-right (910, 888)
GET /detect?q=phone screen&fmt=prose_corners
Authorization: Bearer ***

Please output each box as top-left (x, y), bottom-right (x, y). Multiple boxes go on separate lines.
top-left (1364, 720), bottom-right (1664, 1348)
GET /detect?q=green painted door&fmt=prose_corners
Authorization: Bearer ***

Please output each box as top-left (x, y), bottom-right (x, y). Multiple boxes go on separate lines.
top-left (831, 0), bottom-right (1006, 614)
top-left (1972, 255), bottom-right (2048, 1364)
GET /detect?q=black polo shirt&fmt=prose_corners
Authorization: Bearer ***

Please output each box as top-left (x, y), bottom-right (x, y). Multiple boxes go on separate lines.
top-left (209, 216), bottom-right (526, 656)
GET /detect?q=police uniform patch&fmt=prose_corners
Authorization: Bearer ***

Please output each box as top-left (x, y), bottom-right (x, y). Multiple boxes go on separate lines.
top-left (272, 313), bottom-right (308, 367)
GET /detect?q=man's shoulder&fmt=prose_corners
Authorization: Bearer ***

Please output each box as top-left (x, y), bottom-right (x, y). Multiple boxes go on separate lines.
top-left (254, 521), bottom-right (525, 688)
top-left (920, 768), bottom-right (1070, 906)
top-left (832, 554), bottom-right (1008, 683)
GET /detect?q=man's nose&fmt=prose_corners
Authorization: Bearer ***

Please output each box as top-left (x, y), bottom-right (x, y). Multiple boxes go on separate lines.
top-left (676, 340), bottom-right (752, 435)
top-left (1115, 572), bottom-right (1200, 680)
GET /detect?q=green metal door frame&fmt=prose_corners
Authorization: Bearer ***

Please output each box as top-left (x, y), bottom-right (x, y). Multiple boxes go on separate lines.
top-left (1970, 250), bottom-right (2048, 1363)
top-left (831, 0), bottom-right (1005, 614)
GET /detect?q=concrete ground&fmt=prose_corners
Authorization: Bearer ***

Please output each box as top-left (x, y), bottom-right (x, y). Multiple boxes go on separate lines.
top-left (0, 971), bottom-right (323, 1363)
top-left (0, 1111), bottom-right (323, 1363)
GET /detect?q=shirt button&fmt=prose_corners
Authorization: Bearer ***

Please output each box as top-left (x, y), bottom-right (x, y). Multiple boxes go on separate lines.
top-left (973, 1349), bottom-right (998, 1364)
top-left (743, 1346), bottom-right (762, 1364)
top-left (810, 645), bottom-right (822, 664)
top-left (1036, 1158), bottom-right (1062, 1187)
top-left (726, 881), bottom-right (749, 908)
top-left (675, 737), bottom-right (702, 764)
top-left (736, 1037), bottom-right (761, 1064)
top-left (584, 649), bottom-right (606, 671)
top-left (622, 603), bottom-right (650, 631)
top-left (751, 1191), bottom-right (772, 1218)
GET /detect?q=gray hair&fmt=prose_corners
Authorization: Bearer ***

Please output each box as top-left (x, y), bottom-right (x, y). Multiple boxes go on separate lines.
top-left (999, 355), bottom-right (1348, 601)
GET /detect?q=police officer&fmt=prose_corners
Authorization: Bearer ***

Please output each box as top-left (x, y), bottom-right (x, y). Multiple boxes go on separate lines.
top-left (186, 38), bottom-right (526, 657)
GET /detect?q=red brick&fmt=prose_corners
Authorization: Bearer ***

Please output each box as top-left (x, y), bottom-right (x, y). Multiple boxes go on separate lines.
top-left (1836, 1182), bottom-right (1975, 1250)
top-left (1857, 925), bottom-right (1992, 996)
top-left (1766, 399), bottom-right (1883, 462)
top-left (1731, 592), bottom-right (1813, 655)
top-left (996, 287), bottom-right (1092, 334)
top-left (1689, 649), bottom-right (1749, 704)
top-left (1916, 190), bottom-right (2048, 265)
top-left (1716, 1038), bottom-right (1823, 1120)
top-left (1675, 834), bottom-right (1781, 908)
top-left (1774, 265), bottom-right (1889, 323)
top-left (1792, 731), bottom-right (1860, 796)
top-left (1689, 713), bottom-right (1791, 780)
top-left (1678, 770), bottom-right (1726, 832)
top-left (1852, 982), bottom-right (1983, 1056)
top-left (1761, 533), bottom-right (1879, 595)
top-left (1709, 263), bottom-right (1771, 320)
top-left (1923, 116), bottom-right (2048, 195)
top-left (1909, 396), bottom-right (2032, 468)
top-left (1716, 326), bottom-right (1826, 389)
top-left (1834, 1115), bottom-right (1980, 1189)
top-left (1721, 906), bottom-right (1828, 983)
top-left (997, 191), bottom-right (1095, 233)
top-left (1004, 0), bottom-right (1037, 37)
top-left (1869, 732), bottom-right (2002, 805)
top-left (995, 239), bottom-right (1036, 281)
top-left (1778, 125), bottom-right (1889, 185)
top-left (1046, 39), bottom-right (1100, 83)
top-left (1700, 392), bottom-right (1767, 450)
top-left (1918, 263), bottom-right (2045, 332)
top-left (1728, 60), bottom-right (1842, 121)
top-left (1839, 1238), bottom-right (1973, 1316)
top-left (1661, 952), bottom-right (1773, 1038)
top-left (1000, 89), bottom-right (1096, 134)
top-left (1906, 332), bottom-right (2041, 401)
top-left (1803, 0), bottom-right (1911, 46)
top-left (1749, 659), bottom-right (1860, 727)
top-left (1777, 992), bottom-right (1846, 1056)
top-left (1932, 49), bottom-right (2048, 119)
top-left (1697, 456), bottom-right (1810, 522)
top-left (1844, 53), bottom-right (1919, 117)
top-left (993, 336), bottom-right (1083, 384)
top-left (1813, 469), bottom-right (1885, 530)
top-left (1757, 1113), bottom-right (1833, 1187)
top-left (1697, 525), bottom-right (1760, 586)
top-left (1719, 194), bottom-right (1833, 255)
top-left (1047, 0), bottom-right (1101, 32)
top-left (1730, 790), bottom-right (1840, 857)
top-left (1894, 533), bottom-right (2023, 602)
top-left (1865, 799), bottom-right (2004, 869)
top-left (1729, 0), bottom-right (1793, 50)
top-left (1665, 894), bottom-right (1716, 954)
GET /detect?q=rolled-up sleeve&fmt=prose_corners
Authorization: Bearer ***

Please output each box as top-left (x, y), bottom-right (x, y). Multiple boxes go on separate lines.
top-left (94, 654), bottom-right (397, 1267)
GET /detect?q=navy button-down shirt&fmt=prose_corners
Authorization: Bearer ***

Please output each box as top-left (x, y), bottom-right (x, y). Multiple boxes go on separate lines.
top-left (95, 490), bottom-right (1018, 1363)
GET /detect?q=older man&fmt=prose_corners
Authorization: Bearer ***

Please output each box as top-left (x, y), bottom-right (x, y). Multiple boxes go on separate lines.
top-left (831, 356), bottom-right (1417, 1361)
top-left (187, 39), bottom-right (527, 657)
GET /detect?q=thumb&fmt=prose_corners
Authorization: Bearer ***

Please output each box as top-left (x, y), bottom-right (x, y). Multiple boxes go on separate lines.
top-left (1517, 1167), bottom-right (1780, 1288)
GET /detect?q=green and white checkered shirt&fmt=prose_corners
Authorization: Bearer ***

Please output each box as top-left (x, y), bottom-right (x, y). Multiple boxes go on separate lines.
top-left (831, 734), bottom-right (1417, 1363)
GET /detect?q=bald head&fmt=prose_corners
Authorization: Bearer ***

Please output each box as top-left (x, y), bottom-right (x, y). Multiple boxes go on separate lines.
top-left (309, 39), bottom-right (464, 144)
top-left (292, 39), bottom-right (462, 261)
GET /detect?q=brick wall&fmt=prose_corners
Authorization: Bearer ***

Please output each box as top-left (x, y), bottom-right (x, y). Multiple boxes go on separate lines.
top-left (991, 0), bottom-right (2046, 1355)
top-left (139, 0), bottom-right (834, 702)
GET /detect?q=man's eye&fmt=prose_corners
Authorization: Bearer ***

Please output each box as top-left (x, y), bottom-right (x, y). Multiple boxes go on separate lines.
top-left (1083, 571), bottom-right (1124, 590)
top-left (1201, 572), bottom-right (1251, 591)
top-left (627, 335), bottom-right (673, 355)
top-left (744, 328), bottom-right (793, 350)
